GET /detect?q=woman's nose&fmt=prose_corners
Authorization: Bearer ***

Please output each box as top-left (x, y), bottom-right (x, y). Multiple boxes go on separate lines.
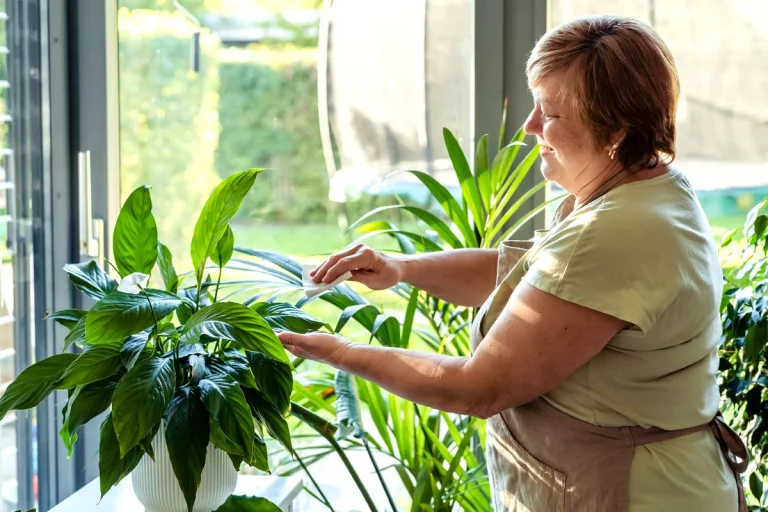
top-left (523, 109), bottom-right (540, 136)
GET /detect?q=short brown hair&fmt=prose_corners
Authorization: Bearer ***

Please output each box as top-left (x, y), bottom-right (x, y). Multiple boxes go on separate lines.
top-left (527, 16), bottom-right (679, 170)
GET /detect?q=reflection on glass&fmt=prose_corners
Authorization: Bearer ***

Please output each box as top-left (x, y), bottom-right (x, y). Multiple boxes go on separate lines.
top-left (547, 1), bottom-right (768, 237)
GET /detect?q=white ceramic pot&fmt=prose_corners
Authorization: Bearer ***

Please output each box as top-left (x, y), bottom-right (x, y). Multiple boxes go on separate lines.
top-left (132, 426), bottom-right (237, 512)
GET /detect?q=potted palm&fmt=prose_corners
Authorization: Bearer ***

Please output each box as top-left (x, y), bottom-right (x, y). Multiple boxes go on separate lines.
top-left (0, 169), bottom-right (318, 512)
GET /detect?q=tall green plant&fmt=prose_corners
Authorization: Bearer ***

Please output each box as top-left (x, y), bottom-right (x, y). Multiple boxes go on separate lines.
top-left (229, 121), bottom-right (552, 510)
top-left (5, 170), bottom-right (325, 512)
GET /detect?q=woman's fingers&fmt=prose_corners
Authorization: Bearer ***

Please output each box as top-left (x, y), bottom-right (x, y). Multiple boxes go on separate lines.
top-left (311, 244), bottom-right (363, 282)
top-left (323, 249), bottom-right (377, 284)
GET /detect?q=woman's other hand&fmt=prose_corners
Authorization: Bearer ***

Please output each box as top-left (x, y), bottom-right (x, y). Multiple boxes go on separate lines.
top-left (310, 243), bottom-right (405, 290)
top-left (277, 331), bottom-right (349, 364)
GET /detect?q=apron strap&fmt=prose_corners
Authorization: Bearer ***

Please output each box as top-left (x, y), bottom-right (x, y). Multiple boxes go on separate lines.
top-left (710, 413), bottom-right (749, 512)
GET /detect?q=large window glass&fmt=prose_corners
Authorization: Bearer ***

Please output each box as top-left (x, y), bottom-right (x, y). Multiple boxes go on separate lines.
top-left (116, 1), bottom-right (471, 508)
top-left (547, 1), bottom-right (768, 238)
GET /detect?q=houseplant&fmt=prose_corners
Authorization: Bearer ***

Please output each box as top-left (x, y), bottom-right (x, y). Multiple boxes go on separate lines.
top-left (0, 169), bottom-right (320, 512)
top-left (227, 121), bottom-right (559, 510)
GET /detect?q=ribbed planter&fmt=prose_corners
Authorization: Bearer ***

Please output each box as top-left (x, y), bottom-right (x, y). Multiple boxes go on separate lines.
top-left (132, 426), bottom-right (237, 512)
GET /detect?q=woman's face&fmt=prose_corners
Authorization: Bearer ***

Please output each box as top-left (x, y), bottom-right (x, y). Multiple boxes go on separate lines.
top-left (523, 79), bottom-right (609, 191)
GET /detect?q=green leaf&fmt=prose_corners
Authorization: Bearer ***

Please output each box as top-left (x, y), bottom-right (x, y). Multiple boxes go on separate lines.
top-left (335, 370), bottom-right (363, 439)
top-left (177, 297), bottom-right (197, 325)
top-left (0, 354), bottom-right (77, 421)
top-left (113, 186), bottom-right (158, 277)
top-left (112, 357), bottom-right (176, 457)
top-left (63, 260), bottom-right (117, 300)
top-left (164, 386), bottom-right (209, 512)
top-left (207, 351), bottom-right (258, 389)
top-left (61, 375), bottom-right (118, 458)
top-left (157, 242), bottom-right (179, 293)
top-left (210, 416), bottom-right (243, 454)
top-left (199, 373), bottom-right (254, 459)
top-left (352, 227), bottom-right (443, 253)
top-left (347, 205), bottom-right (462, 249)
top-left (401, 287), bottom-right (419, 349)
top-left (246, 351), bottom-right (293, 415)
top-left (249, 434), bottom-right (270, 473)
top-left (370, 314), bottom-right (401, 348)
top-left (214, 495), bottom-right (282, 512)
top-left (335, 304), bottom-right (381, 334)
top-left (63, 316), bottom-right (87, 350)
top-left (746, 323), bottom-right (766, 363)
top-left (180, 302), bottom-right (290, 366)
top-left (213, 225), bottom-right (235, 268)
top-left (444, 128), bottom-right (485, 231)
top-left (44, 309), bottom-right (87, 330)
top-left (98, 414), bottom-right (143, 498)
top-left (85, 289), bottom-right (182, 345)
top-left (244, 388), bottom-right (292, 452)
top-left (750, 471), bottom-right (763, 503)
top-left (56, 341), bottom-right (124, 389)
top-left (250, 302), bottom-right (328, 334)
top-left (405, 170), bottom-right (476, 247)
top-left (191, 169), bottom-right (262, 286)
top-left (120, 332), bottom-right (151, 371)
top-left (475, 134), bottom-right (491, 213)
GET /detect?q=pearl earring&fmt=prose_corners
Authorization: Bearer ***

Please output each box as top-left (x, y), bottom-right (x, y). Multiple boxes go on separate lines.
top-left (608, 142), bottom-right (619, 160)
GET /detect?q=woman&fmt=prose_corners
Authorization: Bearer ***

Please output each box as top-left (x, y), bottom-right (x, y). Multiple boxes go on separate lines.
top-left (278, 16), bottom-right (747, 511)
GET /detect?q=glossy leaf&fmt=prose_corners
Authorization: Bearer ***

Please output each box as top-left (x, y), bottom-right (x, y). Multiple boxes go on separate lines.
top-left (246, 351), bottom-right (293, 415)
top-left (119, 332), bottom-right (151, 371)
top-left (180, 302), bottom-right (290, 366)
top-left (351, 228), bottom-right (443, 253)
top-left (99, 414), bottom-right (143, 497)
top-left (444, 128), bottom-right (485, 230)
top-left (349, 205), bottom-right (462, 249)
top-left (250, 302), bottom-right (328, 334)
top-left (63, 260), bottom-right (117, 300)
top-left (370, 314), bottom-right (401, 348)
top-left (45, 309), bottom-right (87, 330)
top-left (112, 357), bottom-right (175, 457)
top-left (113, 185), bottom-right (158, 277)
top-left (335, 371), bottom-right (363, 439)
top-left (61, 375), bottom-right (119, 457)
top-left (214, 495), bottom-right (282, 512)
top-left (56, 341), bottom-right (124, 388)
top-left (249, 434), bottom-right (270, 473)
top-left (405, 170), bottom-right (476, 247)
top-left (165, 386), bottom-right (209, 512)
top-left (335, 304), bottom-right (381, 334)
top-left (0, 353), bottom-right (77, 421)
top-left (213, 225), bottom-right (235, 268)
top-left (85, 289), bottom-right (182, 345)
top-left (207, 353), bottom-right (258, 390)
top-left (475, 134), bottom-right (491, 212)
top-left (354, 220), bottom-right (418, 254)
top-left (244, 388), bottom-right (292, 452)
top-left (157, 242), bottom-right (179, 293)
top-left (63, 316), bottom-right (87, 350)
top-left (191, 169), bottom-right (262, 286)
top-left (199, 373), bottom-right (254, 458)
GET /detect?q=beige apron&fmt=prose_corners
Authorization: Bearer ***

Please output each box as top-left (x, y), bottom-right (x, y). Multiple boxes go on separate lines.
top-left (470, 179), bottom-right (748, 512)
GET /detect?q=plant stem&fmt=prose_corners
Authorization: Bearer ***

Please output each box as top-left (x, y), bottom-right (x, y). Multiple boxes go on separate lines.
top-left (140, 287), bottom-right (160, 330)
top-left (363, 436), bottom-right (398, 512)
top-left (290, 402), bottom-right (379, 512)
top-left (292, 449), bottom-right (336, 512)
top-left (214, 265), bottom-right (223, 303)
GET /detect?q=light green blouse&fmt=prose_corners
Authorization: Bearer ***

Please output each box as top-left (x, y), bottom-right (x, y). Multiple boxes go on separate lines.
top-left (498, 169), bottom-right (738, 511)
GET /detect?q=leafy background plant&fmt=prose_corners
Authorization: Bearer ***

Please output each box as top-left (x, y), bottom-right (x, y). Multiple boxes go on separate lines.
top-left (218, 123), bottom-right (557, 511)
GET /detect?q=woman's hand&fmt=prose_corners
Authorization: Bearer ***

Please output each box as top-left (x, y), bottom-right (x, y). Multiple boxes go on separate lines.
top-left (277, 331), bottom-right (350, 365)
top-left (310, 244), bottom-right (405, 290)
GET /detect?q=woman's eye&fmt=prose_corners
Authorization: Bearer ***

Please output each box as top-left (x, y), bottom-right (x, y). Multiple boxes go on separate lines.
top-left (543, 113), bottom-right (559, 120)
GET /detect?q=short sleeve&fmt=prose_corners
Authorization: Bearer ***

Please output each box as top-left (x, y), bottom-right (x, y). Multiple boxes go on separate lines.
top-left (521, 201), bottom-right (679, 335)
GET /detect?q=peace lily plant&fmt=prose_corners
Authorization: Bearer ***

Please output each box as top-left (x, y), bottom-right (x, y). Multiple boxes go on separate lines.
top-left (0, 169), bottom-right (320, 511)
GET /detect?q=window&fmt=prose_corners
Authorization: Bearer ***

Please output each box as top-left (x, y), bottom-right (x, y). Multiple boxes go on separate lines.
top-left (547, 1), bottom-right (768, 237)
